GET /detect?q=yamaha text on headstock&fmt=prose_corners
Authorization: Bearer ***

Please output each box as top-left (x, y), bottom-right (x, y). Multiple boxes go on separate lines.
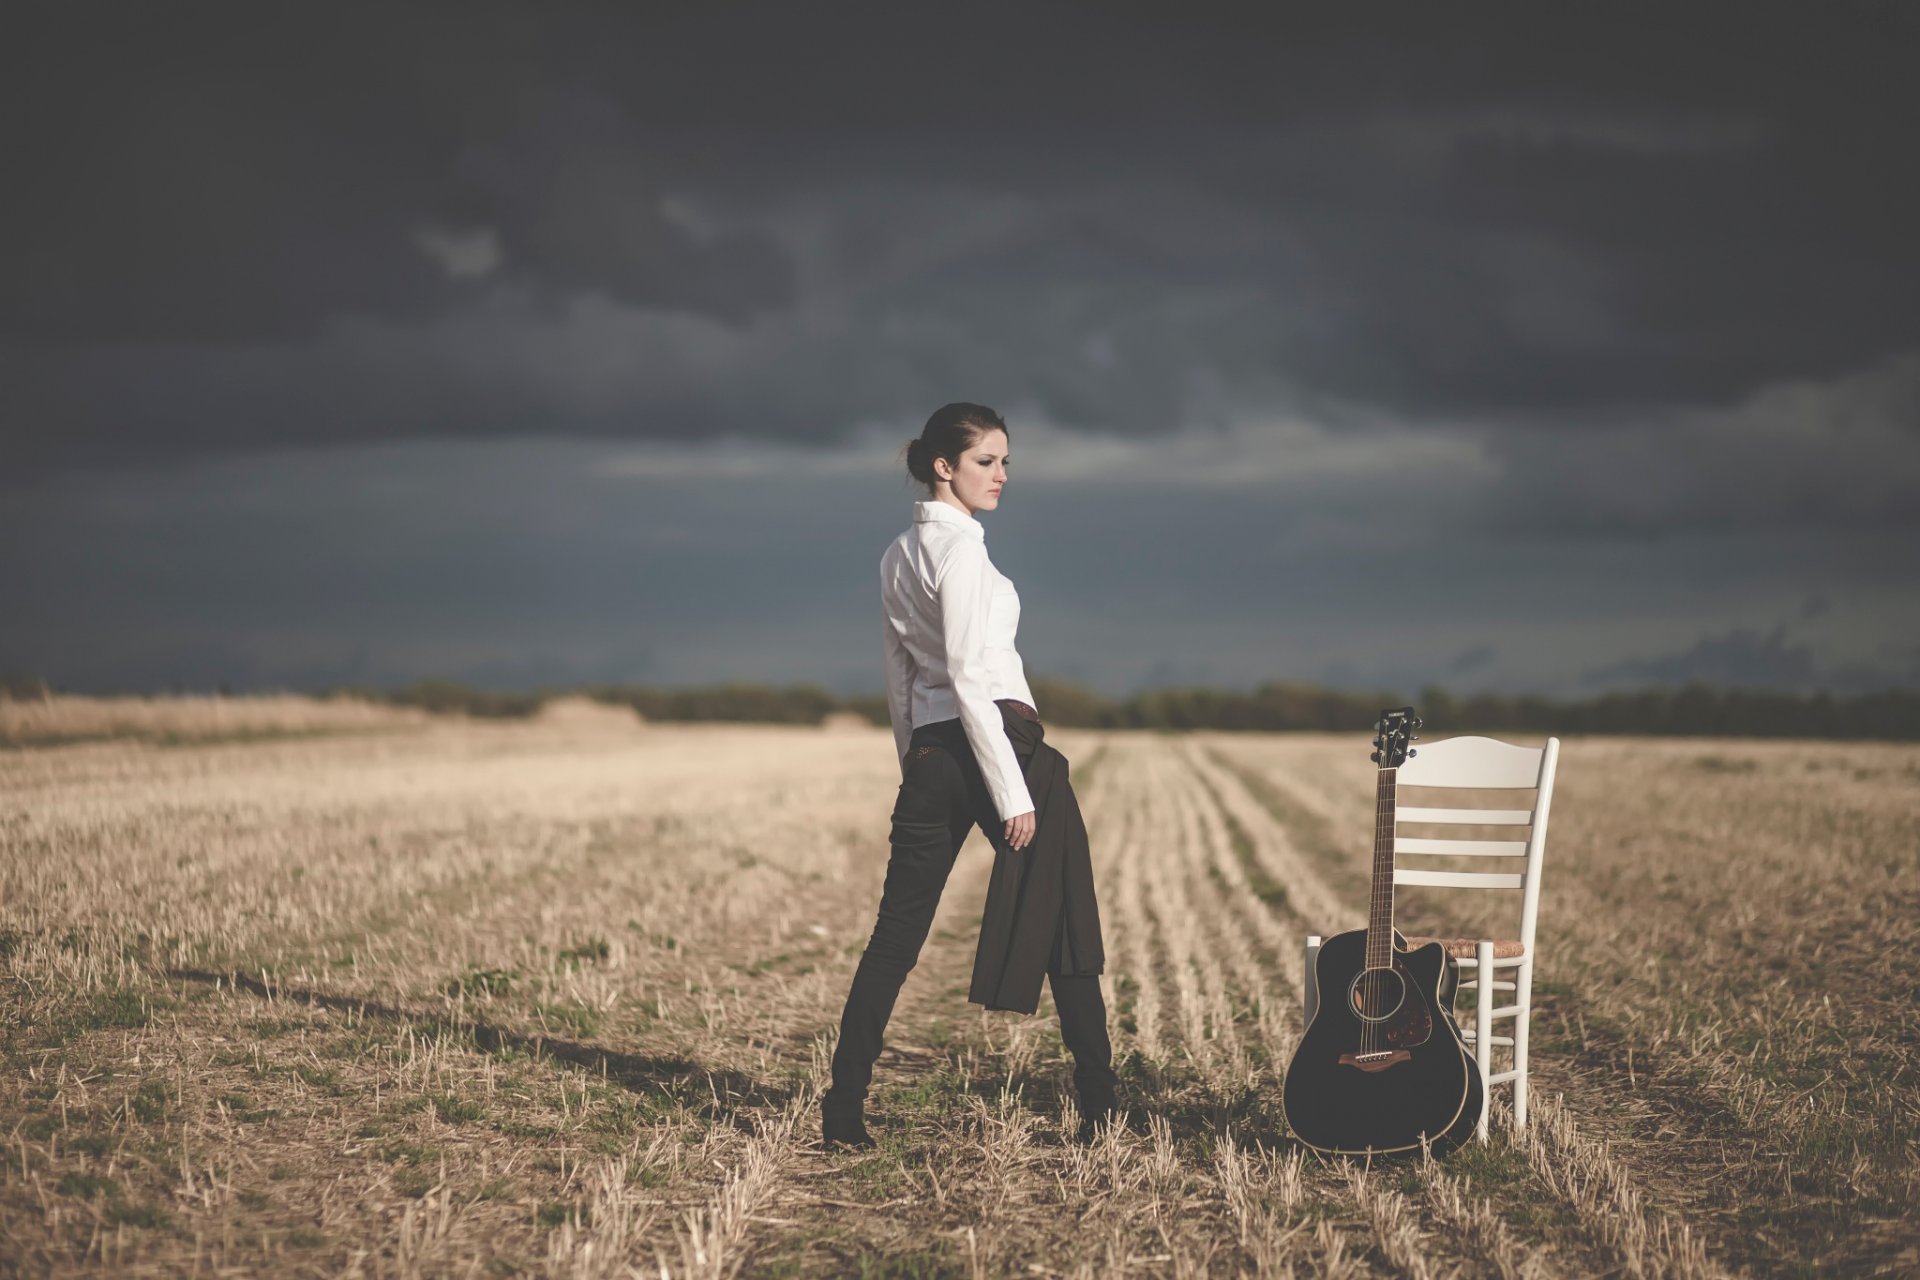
top-left (1281, 707), bottom-right (1484, 1156)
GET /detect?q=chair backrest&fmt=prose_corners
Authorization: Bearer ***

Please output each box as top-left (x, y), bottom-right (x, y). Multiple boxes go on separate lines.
top-left (1392, 735), bottom-right (1560, 955)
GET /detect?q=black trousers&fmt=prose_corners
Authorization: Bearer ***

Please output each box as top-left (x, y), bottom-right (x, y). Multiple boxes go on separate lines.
top-left (827, 710), bottom-right (1117, 1108)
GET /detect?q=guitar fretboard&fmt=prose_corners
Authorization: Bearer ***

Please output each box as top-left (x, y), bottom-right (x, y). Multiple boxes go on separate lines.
top-left (1365, 767), bottom-right (1397, 969)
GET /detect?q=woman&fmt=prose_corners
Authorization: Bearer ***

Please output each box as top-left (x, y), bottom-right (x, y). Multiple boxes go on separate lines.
top-left (821, 402), bottom-right (1118, 1150)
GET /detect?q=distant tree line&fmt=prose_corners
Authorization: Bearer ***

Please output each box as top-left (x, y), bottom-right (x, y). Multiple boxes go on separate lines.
top-left (338, 675), bottom-right (1920, 740)
top-left (1034, 678), bottom-right (1920, 740)
top-left (5, 671), bottom-right (1915, 739)
top-left (335, 679), bottom-right (859, 725)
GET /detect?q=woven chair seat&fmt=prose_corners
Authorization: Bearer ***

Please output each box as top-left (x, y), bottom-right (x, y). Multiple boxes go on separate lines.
top-left (1404, 936), bottom-right (1526, 960)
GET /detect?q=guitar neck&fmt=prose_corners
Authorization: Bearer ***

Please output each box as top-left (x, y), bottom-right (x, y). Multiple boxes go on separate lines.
top-left (1365, 766), bottom-right (1398, 969)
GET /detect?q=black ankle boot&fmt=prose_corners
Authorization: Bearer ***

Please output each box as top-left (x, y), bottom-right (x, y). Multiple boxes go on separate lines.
top-left (821, 1091), bottom-right (874, 1151)
top-left (1074, 1085), bottom-right (1118, 1144)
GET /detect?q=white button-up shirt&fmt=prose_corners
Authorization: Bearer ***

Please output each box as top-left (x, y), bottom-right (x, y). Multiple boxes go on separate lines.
top-left (881, 499), bottom-right (1038, 821)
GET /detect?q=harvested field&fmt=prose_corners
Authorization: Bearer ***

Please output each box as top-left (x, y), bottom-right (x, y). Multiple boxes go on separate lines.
top-left (0, 693), bottom-right (433, 749)
top-left (2, 714), bottom-right (1915, 1276)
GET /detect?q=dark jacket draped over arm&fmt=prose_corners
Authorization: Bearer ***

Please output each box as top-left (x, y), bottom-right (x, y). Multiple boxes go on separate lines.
top-left (963, 703), bottom-right (1105, 1014)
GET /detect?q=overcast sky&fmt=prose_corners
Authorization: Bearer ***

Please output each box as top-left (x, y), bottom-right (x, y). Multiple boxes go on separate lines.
top-left (5, 2), bottom-right (1917, 699)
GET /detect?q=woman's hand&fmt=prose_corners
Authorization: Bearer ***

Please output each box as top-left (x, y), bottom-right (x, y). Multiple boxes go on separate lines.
top-left (1003, 810), bottom-right (1036, 851)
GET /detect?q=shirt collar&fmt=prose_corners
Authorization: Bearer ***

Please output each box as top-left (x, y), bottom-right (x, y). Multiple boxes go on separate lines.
top-left (913, 500), bottom-right (986, 540)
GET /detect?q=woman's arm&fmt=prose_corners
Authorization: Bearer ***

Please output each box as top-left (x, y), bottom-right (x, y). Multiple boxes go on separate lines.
top-left (934, 539), bottom-right (1035, 823)
top-left (881, 602), bottom-right (916, 771)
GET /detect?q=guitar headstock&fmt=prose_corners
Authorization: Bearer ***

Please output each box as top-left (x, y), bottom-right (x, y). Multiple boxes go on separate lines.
top-left (1371, 706), bottom-right (1422, 769)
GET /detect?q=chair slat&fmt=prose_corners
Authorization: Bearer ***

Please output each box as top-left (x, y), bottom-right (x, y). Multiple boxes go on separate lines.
top-left (1395, 837), bottom-right (1529, 857)
top-left (1393, 868), bottom-right (1524, 889)
top-left (1397, 735), bottom-right (1544, 788)
top-left (1396, 806), bottom-right (1532, 825)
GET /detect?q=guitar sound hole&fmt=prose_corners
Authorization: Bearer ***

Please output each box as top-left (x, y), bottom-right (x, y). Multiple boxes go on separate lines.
top-left (1347, 968), bottom-right (1406, 1023)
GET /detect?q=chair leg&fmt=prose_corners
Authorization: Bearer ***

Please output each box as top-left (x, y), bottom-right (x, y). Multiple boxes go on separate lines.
top-left (1303, 936), bottom-right (1321, 1024)
top-left (1512, 959), bottom-right (1531, 1134)
top-left (1474, 940), bottom-right (1493, 1142)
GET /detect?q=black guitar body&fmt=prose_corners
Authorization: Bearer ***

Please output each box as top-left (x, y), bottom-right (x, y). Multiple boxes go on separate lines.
top-left (1283, 928), bottom-right (1483, 1156)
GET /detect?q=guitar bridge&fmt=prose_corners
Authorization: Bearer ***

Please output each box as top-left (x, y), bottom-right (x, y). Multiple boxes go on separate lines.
top-left (1337, 1049), bottom-right (1411, 1073)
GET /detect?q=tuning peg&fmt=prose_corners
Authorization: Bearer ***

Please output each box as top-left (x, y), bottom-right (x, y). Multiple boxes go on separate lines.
top-left (1408, 748), bottom-right (1418, 758)
top-left (1411, 734), bottom-right (1420, 741)
top-left (1370, 751), bottom-right (1381, 763)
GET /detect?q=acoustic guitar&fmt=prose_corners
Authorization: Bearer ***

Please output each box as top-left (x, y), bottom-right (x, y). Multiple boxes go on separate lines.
top-left (1282, 707), bottom-right (1484, 1156)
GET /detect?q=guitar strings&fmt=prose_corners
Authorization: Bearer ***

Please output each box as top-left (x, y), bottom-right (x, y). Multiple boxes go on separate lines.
top-left (1362, 729), bottom-right (1401, 1060)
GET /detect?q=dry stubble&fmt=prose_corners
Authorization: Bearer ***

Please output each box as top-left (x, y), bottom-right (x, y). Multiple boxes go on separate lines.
top-left (2, 705), bottom-right (1914, 1276)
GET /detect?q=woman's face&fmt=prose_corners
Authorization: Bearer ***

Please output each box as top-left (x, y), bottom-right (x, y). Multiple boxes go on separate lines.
top-left (936, 428), bottom-right (1010, 514)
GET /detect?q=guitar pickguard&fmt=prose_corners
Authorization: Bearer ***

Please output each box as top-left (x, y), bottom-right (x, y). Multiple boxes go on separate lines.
top-left (1384, 962), bottom-right (1433, 1049)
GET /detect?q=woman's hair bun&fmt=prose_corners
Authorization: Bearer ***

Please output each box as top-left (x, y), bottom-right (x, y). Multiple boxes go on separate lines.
top-left (905, 436), bottom-right (935, 485)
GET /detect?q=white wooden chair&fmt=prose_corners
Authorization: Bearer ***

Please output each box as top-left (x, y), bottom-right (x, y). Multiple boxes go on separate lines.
top-left (1302, 734), bottom-right (1560, 1140)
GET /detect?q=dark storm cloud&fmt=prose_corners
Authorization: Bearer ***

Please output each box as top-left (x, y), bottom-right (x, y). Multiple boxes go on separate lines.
top-left (1449, 645), bottom-right (1497, 675)
top-left (1584, 627), bottom-right (1820, 690)
top-left (1481, 351), bottom-right (1920, 536)
top-left (5, 2), bottom-right (1919, 478)
top-left (1582, 627), bottom-right (1920, 694)
top-left (1, 4), bottom-right (793, 347)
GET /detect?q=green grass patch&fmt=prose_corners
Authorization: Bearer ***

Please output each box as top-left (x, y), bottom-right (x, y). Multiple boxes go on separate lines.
top-left (1692, 754), bottom-right (1760, 774)
top-left (852, 1243), bottom-right (964, 1279)
top-left (380, 1140), bottom-right (435, 1165)
top-left (90, 988), bottom-right (159, 1030)
top-left (108, 1201), bottom-right (171, 1229)
top-left (446, 965), bottom-right (520, 998)
top-left (393, 1168), bottom-right (436, 1198)
top-left (875, 1069), bottom-right (970, 1120)
top-left (534, 1001), bottom-right (601, 1039)
top-left (221, 1094), bottom-right (277, 1123)
top-left (1442, 1138), bottom-right (1532, 1194)
top-left (295, 1065), bottom-right (345, 1095)
top-left (557, 936), bottom-right (611, 968)
top-left (430, 1093), bottom-right (488, 1124)
top-left (130, 1080), bottom-right (170, 1124)
top-left (66, 1132), bottom-right (115, 1157)
top-left (27, 986), bottom-right (171, 1044)
top-left (57, 1172), bottom-right (116, 1199)
top-left (743, 950), bottom-right (802, 976)
top-left (249, 1016), bottom-right (308, 1039)
top-left (583, 1088), bottom-right (678, 1133)
top-left (495, 1119), bottom-right (560, 1140)
top-left (842, 1151), bottom-right (910, 1202)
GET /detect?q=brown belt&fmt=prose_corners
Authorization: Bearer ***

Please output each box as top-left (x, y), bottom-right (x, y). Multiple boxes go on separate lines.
top-left (997, 698), bottom-right (1040, 722)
